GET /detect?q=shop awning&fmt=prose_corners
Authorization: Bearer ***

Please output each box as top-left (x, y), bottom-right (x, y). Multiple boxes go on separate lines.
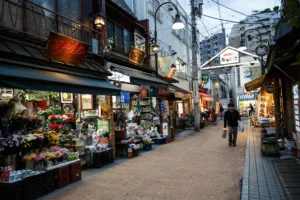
top-left (169, 84), bottom-right (191, 93)
top-left (238, 93), bottom-right (255, 101)
top-left (111, 66), bottom-right (169, 88)
top-left (199, 92), bottom-right (213, 101)
top-left (244, 75), bottom-right (266, 92)
top-left (0, 64), bottom-right (121, 95)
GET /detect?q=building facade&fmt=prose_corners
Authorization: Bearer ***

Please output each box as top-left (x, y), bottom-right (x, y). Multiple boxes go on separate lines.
top-left (229, 11), bottom-right (280, 53)
top-left (124, 0), bottom-right (200, 91)
top-left (200, 32), bottom-right (226, 65)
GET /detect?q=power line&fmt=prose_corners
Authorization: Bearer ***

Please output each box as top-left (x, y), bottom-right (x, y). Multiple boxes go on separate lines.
top-left (210, 0), bottom-right (247, 17)
top-left (200, 19), bottom-right (210, 36)
top-left (202, 14), bottom-right (277, 25)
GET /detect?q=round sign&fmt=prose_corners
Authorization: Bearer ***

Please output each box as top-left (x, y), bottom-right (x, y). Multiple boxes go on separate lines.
top-left (265, 82), bottom-right (274, 93)
top-left (101, 42), bottom-right (112, 56)
top-left (255, 45), bottom-right (269, 57)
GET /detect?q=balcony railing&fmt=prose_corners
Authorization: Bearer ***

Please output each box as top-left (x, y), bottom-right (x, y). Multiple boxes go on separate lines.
top-left (0, 0), bottom-right (102, 54)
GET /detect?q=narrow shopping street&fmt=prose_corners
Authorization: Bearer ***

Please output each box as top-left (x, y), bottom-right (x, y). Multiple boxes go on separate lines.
top-left (45, 123), bottom-right (247, 200)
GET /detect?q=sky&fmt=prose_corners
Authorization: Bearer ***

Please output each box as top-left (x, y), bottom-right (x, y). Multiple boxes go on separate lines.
top-left (176, 0), bottom-right (281, 39)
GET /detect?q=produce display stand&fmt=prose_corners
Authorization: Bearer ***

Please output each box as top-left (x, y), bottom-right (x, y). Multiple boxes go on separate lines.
top-left (92, 149), bottom-right (114, 168)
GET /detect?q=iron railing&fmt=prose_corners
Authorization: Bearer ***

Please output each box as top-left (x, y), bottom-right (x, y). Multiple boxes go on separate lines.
top-left (0, 0), bottom-right (102, 53)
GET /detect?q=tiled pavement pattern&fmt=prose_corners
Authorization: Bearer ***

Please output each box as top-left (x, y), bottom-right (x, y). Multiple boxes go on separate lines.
top-left (273, 159), bottom-right (300, 200)
top-left (242, 124), bottom-right (287, 200)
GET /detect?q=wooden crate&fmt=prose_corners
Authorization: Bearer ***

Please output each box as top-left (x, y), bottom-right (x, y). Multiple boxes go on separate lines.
top-left (69, 161), bottom-right (81, 183)
top-left (56, 165), bottom-right (70, 188)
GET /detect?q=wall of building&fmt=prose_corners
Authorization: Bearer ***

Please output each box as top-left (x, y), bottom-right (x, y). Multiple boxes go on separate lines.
top-left (229, 11), bottom-right (280, 53)
top-left (124, 0), bottom-right (200, 90)
top-left (200, 32), bottom-right (226, 65)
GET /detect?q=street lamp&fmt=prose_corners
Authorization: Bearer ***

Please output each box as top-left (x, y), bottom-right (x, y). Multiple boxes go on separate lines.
top-left (243, 29), bottom-right (267, 75)
top-left (94, 15), bottom-right (105, 30)
top-left (153, 2), bottom-right (185, 77)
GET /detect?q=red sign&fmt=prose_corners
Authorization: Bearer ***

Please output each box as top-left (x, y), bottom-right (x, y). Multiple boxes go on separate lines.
top-left (45, 32), bottom-right (89, 64)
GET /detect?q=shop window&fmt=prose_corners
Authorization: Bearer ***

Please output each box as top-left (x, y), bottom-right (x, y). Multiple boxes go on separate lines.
top-left (58, 0), bottom-right (81, 22)
top-left (107, 20), bottom-right (116, 49)
top-left (28, 0), bottom-right (55, 13)
top-left (106, 21), bottom-right (132, 54)
top-left (134, 33), bottom-right (145, 52)
top-left (115, 25), bottom-right (124, 52)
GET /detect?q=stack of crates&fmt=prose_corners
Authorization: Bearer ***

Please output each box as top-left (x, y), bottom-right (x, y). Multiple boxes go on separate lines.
top-left (260, 123), bottom-right (280, 156)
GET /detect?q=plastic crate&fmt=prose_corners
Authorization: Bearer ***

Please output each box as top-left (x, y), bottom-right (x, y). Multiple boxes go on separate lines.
top-left (69, 161), bottom-right (81, 183)
top-left (0, 180), bottom-right (23, 200)
top-left (23, 171), bottom-right (55, 200)
top-left (93, 149), bottom-right (114, 168)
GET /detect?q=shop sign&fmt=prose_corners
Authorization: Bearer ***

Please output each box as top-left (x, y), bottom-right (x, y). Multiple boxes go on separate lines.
top-left (158, 88), bottom-right (170, 96)
top-left (129, 47), bottom-right (145, 65)
top-left (243, 68), bottom-right (251, 78)
top-left (193, 80), bottom-right (198, 101)
top-left (45, 32), bottom-right (89, 64)
top-left (175, 92), bottom-right (191, 99)
top-left (220, 49), bottom-right (239, 65)
top-left (158, 56), bottom-right (172, 76)
top-left (160, 100), bottom-right (166, 114)
top-left (97, 119), bottom-right (109, 134)
top-left (120, 92), bottom-right (130, 104)
top-left (202, 74), bottom-right (209, 85)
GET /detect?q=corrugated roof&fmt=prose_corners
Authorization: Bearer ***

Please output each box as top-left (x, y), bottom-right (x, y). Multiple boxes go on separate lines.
top-left (111, 0), bottom-right (136, 18)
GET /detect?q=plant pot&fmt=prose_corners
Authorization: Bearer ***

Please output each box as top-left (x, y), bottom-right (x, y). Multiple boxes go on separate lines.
top-left (35, 161), bottom-right (44, 171)
top-left (25, 160), bottom-right (34, 170)
top-left (62, 154), bottom-right (67, 161)
top-left (127, 152), bottom-right (133, 158)
top-left (53, 159), bottom-right (58, 165)
top-left (141, 89), bottom-right (148, 98)
top-left (37, 99), bottom-right (47, 110)
top-left (144, 144), bottom-right (152, 151)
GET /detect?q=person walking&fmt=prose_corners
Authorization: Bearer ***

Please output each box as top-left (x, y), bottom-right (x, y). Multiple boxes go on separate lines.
top-left (219, 104), bottom-right (224, 120)
top-left (248, 103), bottom-right (254, 116)
top-left (224, 103), bottom-right (241, 146)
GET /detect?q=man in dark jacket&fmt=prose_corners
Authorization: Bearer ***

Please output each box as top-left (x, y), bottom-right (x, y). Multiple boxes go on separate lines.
top-left (224, 103), bottom-right (241, 146)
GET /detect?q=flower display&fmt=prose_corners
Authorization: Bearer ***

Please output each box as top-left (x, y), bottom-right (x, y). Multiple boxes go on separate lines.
top-left (48, 114), bottom-right (63, 124)
top-left (65, 117), bottom-right (75, 123)
top-left (34, 154), bottom-right (45, 163)
top-left (24, 153), bottom-right (37, 161)
top-left (44, 152), bottom-right (56, 161)
top-left (45, 131), bottom-right (61, 145)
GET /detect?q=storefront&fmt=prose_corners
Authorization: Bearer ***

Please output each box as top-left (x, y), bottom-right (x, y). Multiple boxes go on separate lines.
top-left (237, 93), bottom-right (256, 117)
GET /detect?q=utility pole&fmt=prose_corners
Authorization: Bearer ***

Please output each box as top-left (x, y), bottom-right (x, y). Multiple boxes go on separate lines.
top-left (191, 0), bottom-right (202, 132)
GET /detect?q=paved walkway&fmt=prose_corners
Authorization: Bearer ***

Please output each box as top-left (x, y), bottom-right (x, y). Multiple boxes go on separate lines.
top-left (241, 124), bottom-right (286, 200)
top-left (44, 123), bottom-right (247, 200)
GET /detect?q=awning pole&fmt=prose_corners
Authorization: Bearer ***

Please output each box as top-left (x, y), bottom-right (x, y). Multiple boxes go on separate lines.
top-left (274, 64), bottom-right (296, 82)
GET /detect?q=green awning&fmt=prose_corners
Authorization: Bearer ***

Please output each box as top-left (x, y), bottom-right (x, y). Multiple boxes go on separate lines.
top-left (0, 64), bottom-right (120, 95)
top-left (112, 67), bottom-right (169, 88)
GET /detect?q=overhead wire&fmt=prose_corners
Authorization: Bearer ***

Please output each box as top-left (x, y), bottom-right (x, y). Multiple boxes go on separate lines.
top-left (200, 18), bottom-right (211, 36)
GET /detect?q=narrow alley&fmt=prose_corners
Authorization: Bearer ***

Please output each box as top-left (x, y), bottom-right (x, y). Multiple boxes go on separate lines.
top-left (45, 123), bottom-right (247, 200)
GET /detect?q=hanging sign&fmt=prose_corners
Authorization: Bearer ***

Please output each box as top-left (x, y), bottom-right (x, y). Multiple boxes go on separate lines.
top-left (220, 49), bottom-right (239, 65)
top-left (175, 92), bottom-right (192, 99)
top-left (202, 74), bottom-right (209, 84)
top-left (265, 82), bottom-right (274, 93)
top-left (120, 92), bottom-right (130, 104)
top-left (45, 32), bottom-right (89, 64)
top-left (158, 56), bottom-right (172, 76)
top-left (255, 45), bottom-right (269, 57)
top-left (160, 100), bottom-right (166, 114)
top-left (129, 47), bottom-right (145, 65)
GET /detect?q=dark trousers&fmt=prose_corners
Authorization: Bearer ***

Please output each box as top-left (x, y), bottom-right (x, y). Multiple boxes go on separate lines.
top-left (228, 126), bottom-right (238, 145)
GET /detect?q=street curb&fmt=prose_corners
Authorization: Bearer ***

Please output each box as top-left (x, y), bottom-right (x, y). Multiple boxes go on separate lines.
top-left (241, 120), bottom-right (250, 200)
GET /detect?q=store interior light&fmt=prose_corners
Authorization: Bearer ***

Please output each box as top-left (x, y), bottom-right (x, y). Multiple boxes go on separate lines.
top-left (94, 15), bottom-right (105, 30)
top-left (172, 14), bottom-right (185, 30)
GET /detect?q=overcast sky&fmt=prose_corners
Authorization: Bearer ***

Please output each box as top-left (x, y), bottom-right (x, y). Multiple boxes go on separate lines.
top-left (176, 0), bottom-right (281, 39)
